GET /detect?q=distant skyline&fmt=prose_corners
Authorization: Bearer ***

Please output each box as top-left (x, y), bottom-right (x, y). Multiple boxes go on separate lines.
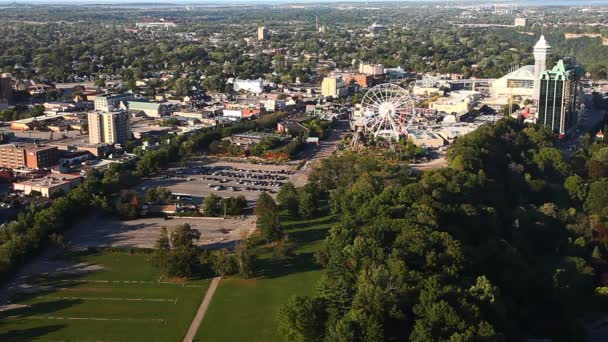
top-left (2, 0), bottom-right (608, 8)
top-left (2, 0), bottom-right (608, 4)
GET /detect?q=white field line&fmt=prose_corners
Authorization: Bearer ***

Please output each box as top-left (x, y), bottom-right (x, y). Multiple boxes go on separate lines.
top-left (38, 296), bottom-right (178, 303)
top-left (15, 316), bottom-right (166, 323)
top-left (51, 279), bottom-right (206, 287)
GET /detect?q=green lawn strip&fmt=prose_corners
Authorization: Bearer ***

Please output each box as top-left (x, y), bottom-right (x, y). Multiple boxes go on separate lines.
top-left (195, 214), bottom-right (334, 342)
top-left (0, 251), bottom-right (210, 342)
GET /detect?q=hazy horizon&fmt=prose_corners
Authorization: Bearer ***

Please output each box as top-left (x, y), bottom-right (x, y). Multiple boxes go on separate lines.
top-left (2, 0), bottom-right (608, 4)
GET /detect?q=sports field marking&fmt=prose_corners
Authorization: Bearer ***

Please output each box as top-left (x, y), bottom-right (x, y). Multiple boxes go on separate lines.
top-left (38, 296), bottom-right (178, 302)
top-left (21, 316), bottom-right (166, 323)
top-left (52, 279), bottom-right (207, 287)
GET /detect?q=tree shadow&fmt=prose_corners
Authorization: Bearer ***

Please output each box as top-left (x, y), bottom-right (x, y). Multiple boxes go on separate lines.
top-left (255, 252), bottom-right (321, 279)
top-left (0, 298), bottom-right (83, 319)
top-left (0, 324), bottom-right (66, 342)
top-left (281, 214), bottom-right (335, 230)
top-left (288, 225), bottom-right (331, 246)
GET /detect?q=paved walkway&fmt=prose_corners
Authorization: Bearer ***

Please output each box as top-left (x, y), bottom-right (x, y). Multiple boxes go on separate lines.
top-left (183, 277), bottom-right (221, 342)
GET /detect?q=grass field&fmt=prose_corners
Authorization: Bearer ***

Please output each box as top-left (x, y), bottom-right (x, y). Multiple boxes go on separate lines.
top-left (195, 214), bottom-right (334, 342)
top-left (0, 251), bottom-right (210, 342)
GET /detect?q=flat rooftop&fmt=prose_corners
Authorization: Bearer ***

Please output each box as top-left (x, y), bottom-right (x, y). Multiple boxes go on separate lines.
top-left (14, 173), bottom-right (80, 187)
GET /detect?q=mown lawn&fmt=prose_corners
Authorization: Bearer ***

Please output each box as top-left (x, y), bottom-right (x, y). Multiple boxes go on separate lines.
top-left (0, 252), bottom-right (209, 342)
top-left (195, 214), bottom-right (334, 342)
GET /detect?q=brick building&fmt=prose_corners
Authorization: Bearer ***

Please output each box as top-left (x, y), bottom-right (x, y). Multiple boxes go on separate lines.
top-left (0, 144), bottom-right (59, 169)
top-left (342, 73), bottom-right (373, 88)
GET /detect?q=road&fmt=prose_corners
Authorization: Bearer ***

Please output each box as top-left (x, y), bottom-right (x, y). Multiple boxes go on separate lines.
top-left (291, 122), bottom-right (349, 187)
top-left (183, 276), bottom-right (221, 342)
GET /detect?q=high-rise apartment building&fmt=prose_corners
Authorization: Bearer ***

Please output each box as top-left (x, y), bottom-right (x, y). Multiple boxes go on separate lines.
top-left (88, 111), bottom-right (132, 145)
top-left (0, 73), bottom-right (13, 103)
top-left (321, 77), bottom-right (348, 98)
top-left (257, 26), bottom-right (269, 41)
top-left (538, 58), bottom-right (582, 137)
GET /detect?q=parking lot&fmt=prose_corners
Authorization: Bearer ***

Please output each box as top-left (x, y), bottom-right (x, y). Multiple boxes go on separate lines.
top-left (140, 161), bottom-right (298, 202)
top-left (67, 214), bottom-right (256, 249)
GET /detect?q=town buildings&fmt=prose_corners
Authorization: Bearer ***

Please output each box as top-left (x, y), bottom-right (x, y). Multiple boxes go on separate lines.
top-left (233, 78), bottom-right (264, 94)
top-left (342, 73), bottom-right (373, 88)
top-left (491, 35), bottom-right (550, 100)
top-left (87, 111), bottom-right (132, 144)
top-left (0, 144), bottom-right (59, 169)
top-left (538, 58), bottom-right (582, 136)
top-left (94, 93), bottom-right (134, 112)
top-left (321, 76), bottom-right (348, 98)
top-left (514, 18), bottom-right (527, 27)
top-left (359, 63), bottom-right (385, 77)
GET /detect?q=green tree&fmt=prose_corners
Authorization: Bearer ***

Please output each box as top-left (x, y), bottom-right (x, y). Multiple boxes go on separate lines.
top-left (158, 224), bottom-right (201, 278)
top-left (585, 181), bottom-right (608, 215)
top-left (258, 210), bottom-right (283, 243)
top-left (236, 240), bottom-right (256, 279)
top-left (277, 182), bottom-right (299, 217)
top-left (564, 175), bottom-right (587, 204)
top-left (209, 249), bottom-right (237, 277)
top-left (203, 194), bottom-right (223, 217)
top-left (255, 192), bottom-right (277, 216)
top-left (278, 295), bottom-right (327, 342)
top-left (154, 226), bottom-right (170, 270)
top-left (298, 184), bottom-right (318, 219)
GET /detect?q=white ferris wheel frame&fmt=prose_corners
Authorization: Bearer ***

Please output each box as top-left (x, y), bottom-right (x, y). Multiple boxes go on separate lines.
top-left (359, 83), bottom-right (415, 141)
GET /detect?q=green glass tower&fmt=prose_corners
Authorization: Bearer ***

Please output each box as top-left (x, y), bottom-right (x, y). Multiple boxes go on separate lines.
top-left (537, 58), bottom-right (582, 137)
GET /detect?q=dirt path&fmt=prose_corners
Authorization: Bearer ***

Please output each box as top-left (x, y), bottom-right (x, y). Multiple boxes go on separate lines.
top-left (183, 276), bottom-right (221, 342)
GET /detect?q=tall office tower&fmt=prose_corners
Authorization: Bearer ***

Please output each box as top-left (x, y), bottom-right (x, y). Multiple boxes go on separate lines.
top-left (538, 58), bottom-right (582, 137)
top-left (88, 111), bottom-right (132, 145)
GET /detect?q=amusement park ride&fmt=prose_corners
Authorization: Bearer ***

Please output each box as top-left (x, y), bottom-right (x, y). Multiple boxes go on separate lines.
top-left (352, 83), bottom-right (416, 146)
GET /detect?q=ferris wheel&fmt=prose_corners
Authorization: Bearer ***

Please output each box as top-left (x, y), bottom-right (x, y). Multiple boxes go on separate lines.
top-left (359, 83), bottom-right (415, 141)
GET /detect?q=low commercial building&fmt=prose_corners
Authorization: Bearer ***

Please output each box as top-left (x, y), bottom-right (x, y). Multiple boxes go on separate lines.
top-left (94, 94), bottom-right (134, 112)
top-left (429, 91), bottom-right (480, 116)
top-left (222, 107), bottom-right (261, 119)
top-left (407, 130), bottom-right (445, 148)
top-left (277, 120), bottom-right (309, 135)
top-left (224, 132), bottom-right (288, 149)
top-left (123, 101), bottom-right (168, 118)
top-left (13, 173), bottom-right (82, 198)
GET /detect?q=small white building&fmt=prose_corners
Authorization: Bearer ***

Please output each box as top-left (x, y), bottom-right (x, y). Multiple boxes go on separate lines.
top-left (13, 173), bottom-right (82, 198)
top-left (233, 79), bottom-right (264, 94)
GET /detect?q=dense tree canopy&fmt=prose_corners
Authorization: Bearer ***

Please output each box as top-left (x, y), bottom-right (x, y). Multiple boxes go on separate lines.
top-left (280, 119), bottom-right (608, 341)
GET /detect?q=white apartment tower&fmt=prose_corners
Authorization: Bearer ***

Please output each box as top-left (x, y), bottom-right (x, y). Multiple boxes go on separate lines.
top-left (88, 111), bottom-right (132, 145)
top-left (533, 35), bottom-right (551, 100)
